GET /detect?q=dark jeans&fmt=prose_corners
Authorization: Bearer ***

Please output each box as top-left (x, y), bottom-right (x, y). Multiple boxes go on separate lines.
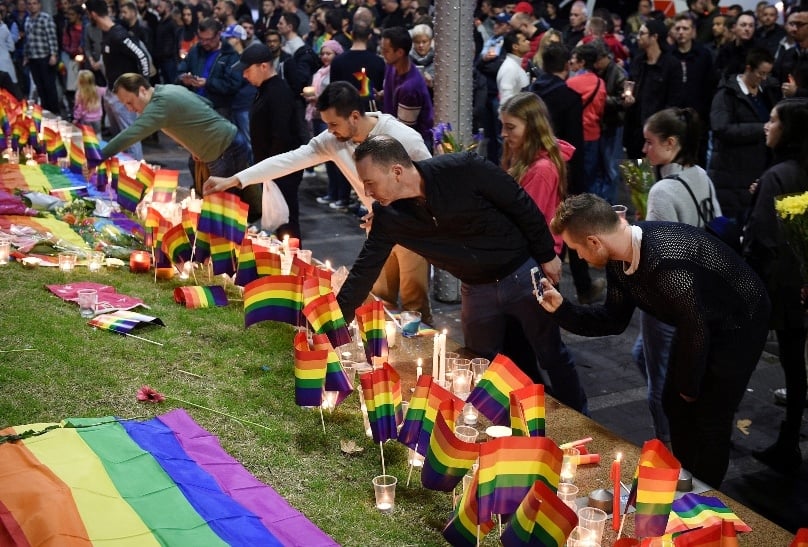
top-left (206, 131), bottom-right (261, 223)
top-left (776, 327), bottom-right (808, 433)
top-left (27, 57), bottom-right (59, 114)
top-left (461, 257), bottom-right (588, 414)
top-left (274, 170), bottom-right (303, 240)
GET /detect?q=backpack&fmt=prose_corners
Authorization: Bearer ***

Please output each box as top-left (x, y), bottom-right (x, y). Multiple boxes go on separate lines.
top-left (669, 174), bottom-right (743, 253)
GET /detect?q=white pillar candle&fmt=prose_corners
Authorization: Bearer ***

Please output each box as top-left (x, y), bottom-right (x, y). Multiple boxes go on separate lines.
top-left (438, 331), bottom-right (447, 384)
top-left (416, 358), bottom-right (423, 379)
top-left (432, 334), bottom-right (439, 378)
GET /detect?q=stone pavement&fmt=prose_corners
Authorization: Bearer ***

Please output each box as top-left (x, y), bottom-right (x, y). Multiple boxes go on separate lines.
top-left (141, 139), bottom-right (807, 535)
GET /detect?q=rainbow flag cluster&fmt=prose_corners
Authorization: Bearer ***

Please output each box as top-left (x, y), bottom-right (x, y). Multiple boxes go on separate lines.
top-left (0, 409), bottom-right (335, 546)
top-left (398, 374), bottom-right (463, 457)
top-left (421, 398), bottom-right (477, 491)
top-left (500, 480), bottom-right (578, 547)
top-left (292, 330), bottom-right (353, 408)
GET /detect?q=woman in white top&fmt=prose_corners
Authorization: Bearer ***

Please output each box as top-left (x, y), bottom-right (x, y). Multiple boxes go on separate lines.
top-left (0, 18), bottom-right (16, 84)
top-left (635, 107), bottom-right (722, 446)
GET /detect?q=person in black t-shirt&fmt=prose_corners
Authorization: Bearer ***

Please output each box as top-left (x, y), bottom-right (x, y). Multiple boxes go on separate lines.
top-left (329, 19), bottom-right (384, 113)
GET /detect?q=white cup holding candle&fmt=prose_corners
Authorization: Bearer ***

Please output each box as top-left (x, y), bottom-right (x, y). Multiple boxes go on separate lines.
top-left (577, 507), bottom-right (607, 543)
top-left (561, 447), bottom-right (580, 483)
top-left (452, 369), bottom-right (473, 400)
top-left (58, 251), bottom-right (78, 272)
top-left (408, 448), bottom-right (425, 468)
top-left (385, 320), bottom-right (397, 348)
top-left (566, 525), bottom-right (600, 547)
top-left (557, 482), bottom-right (579, 514)
top-left (0, 237), bottom-right (10, 265)
top-left (87, 251), bottom-right (105, 272)
top-left (462, 402), bottom-right (478, 425)
top-left (372, 475), bottom-right (397, 512)
top-left (454, 425), bottom-right (479, 444)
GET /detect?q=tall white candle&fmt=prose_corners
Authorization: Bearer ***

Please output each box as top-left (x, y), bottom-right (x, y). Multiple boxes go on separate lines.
top-left (432, 334), bottom-right (439, 378)
top-left (416, 358), bottom-right (423, 379)
top-left (438, 331), bottom-right (447, 384)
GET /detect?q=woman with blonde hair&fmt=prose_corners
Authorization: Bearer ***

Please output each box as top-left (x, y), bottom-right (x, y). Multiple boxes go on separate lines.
top-left (531, 28), bottom-right (562, 75)
top-left (500, 91), bottom-right (572, 255)
top-left (73, 69), bottom-right (104, 134)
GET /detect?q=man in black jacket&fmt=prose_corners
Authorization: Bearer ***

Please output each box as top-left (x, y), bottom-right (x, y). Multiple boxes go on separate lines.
top-left (338, 136), bottom-right (589, 414)
top-left (235, 43), bottom-right (304, 238)
top-left (154, 0), bottom-right (178, 85)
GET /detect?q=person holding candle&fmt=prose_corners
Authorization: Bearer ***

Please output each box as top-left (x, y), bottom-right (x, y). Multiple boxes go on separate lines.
top-left (332, 135), bottom-right (589, 414)
top-left (539, 193), bottom-right (771, 487)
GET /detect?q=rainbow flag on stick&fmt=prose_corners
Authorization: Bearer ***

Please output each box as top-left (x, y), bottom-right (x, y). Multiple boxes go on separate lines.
top-left (161, 223), bottom-right (193, 265)
top-left (173, 286), bottom-right (228, 308)
top-left (116, 169), bottom-right (147, 213)
top-left (67, 138), bottom-right (85, 174)
top-left (673, 520), bottom-right (739, 547)
top-left (198, 192), bottom-right (249, 246)
top-left (27, 116), bottom-right (38, 149)
top-left (96, 160), bottom-right (108, 190)
top-left (243, 275), bottom-right (304, 328)
top-left (303, 277), bottom-right (351, 348)
top-left (500, 480), bottom-right (578, 547)
top-left (509, 383), bottom-right (546, 437)
top-left (255, 250), bottom-right (282, 277)
top-left (625, 439), bottom-right (681, 538)
top-left (144, 206), bottom-right (171, 249)
top-left (88, 310), bottom-right (165, 334)
top-left (152, 169), bottom-right (179, 203)
top-left (80, 124), bottom-right (103, 167)
top-left (466, 354), bottom-right (533, 426)
top-left (359, 362), bottom-right (402, 443)
top-left (421, 398), bottom-right (478, 492)
top-left (311, 333), bottom-right (354, 406)
top-left (208, 235), bottom-right (237, 276)
top-left (235, 237), bottom-right (259, 287)
top-left (137, 161), bottom-right (155, 193)
top-left (293, 331), bottom-right (327, 407)
top-left (398, 374), bottom-right (463, 457)
top-left (182, 207), bottom-right (199, 245)
top-left (43, 126), bottom-right (65, 160)
top-left (665, 494), bottom-right (751, 534)
top-left (109, 157), bottom-right (119, 189)
top-left (355, 300), bottom-right (388, 364)
top-left (31, 102), bottom-right (42, 132)
top-left (442, 472), bottom-right (496, 547)
top-left (477, 436), bottom-right (563, 521)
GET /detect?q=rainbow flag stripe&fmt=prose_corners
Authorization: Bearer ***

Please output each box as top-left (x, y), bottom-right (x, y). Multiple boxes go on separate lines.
top-left (0, 409), bottom-right (335, 546)
top-left (173, 286), bottom-right (228, 308)
top-left (442, 472), bottom-right (495, 546)
top-left (359, 362), bottom-right (402, 443)
top-left (235, 237), bottom-right (259, 287)
top-left (88, 310), bottom-right (165, 334)
top-left (311, 333), bottom-right (354, 406)
top-left (421, 398), bottom-right (479, 492)
top-left (293, 331), bottom-right (328, 407)
top-left (198, 192), bottom-right (249, 246)
top-left (136, 162), bottom-right (155, 192)
top-left (43, 126), bottom-right (66, 159)
top-left (68, 139), bottom-right (86, 174)
top-left (152, 169), bottom-right (179, 203)
top-left (355, 300), bottom-right (388, 364)
top-left (255, 251), bottom-right (283, 277)
top-left (500, 480), bottom-right (578, 547)
top-left (117, 170), bottom-right (147, 213)
top-left (80, 124), bottom-right (103, 167)
top-left (161, 223), bottom-right (193, 264)
top-left (666, 493), bottom-right (751, 534)
top-left (509, 383), bottom-right (546, 437)
top-left (477, 436), bottom-right (562, 521)
top-left (209, 235), bottom-right (237, 276)
top-left (244, 275), bottom-right (304, 328)
top-left (467, 354), bottom-right (533, 426)
top-left (625, 439), bottom-right (681, 538)
top-left (398, 374), bottom-right (463, 457)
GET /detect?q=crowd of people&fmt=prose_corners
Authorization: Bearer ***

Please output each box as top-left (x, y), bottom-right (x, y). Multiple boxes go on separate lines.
top-left (3, 0), bottom-right (808, 488)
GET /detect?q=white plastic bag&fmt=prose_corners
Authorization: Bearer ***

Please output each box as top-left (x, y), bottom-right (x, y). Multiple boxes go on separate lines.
top-left (261, 180), bottom-right (289, 232)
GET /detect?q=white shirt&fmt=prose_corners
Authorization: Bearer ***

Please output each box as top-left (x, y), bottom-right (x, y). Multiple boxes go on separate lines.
top-left (497, 53), bottom-right (529, 105)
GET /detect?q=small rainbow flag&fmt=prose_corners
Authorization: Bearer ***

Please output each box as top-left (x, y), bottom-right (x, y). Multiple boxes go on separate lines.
top-left (116, 170), bottom-right (147, 213)
top-left (665, 494), bottom-right (751, 534)
top-left (398, 374), bottom-right (463, 457)
top-left (255, 250), bottom-right (283, 277)
top-left (152, 169), bottom-right (179, 203)
top-left (67, 139), bottom-right (86, 174)
top-left (625, 439), bottom-right (681, 538)
top-left (509, 383), bottom-right (546, 437)
top-left (477, 436), bottom-right (563, 522)
top-left (109, 157), bottom-right (120, 189)
top-left (137, 161), bottom-right (155, 192)
top-left (302, 277), bottom-right (351, 348)
top-left (173, 286), bottom-right (229, 308)
top-left (499, 480), bottom-right (578, 547)
top-left (96, 161), bottom-right (108, 191)
top-left (421, 398), bottom-right (478, 492)
top-left (144, 206), bottom-right (171, 249)
top-left (44, 126), bottom-right (66, 160)
top-left (87, 310), bottom-right (165, 334)
top-left (290, 255), bottom-right (316, 277)
top-left (235, 237), bottom-right (259, 287)
top-left (442, 472), bottom-right (496, 546)
top-left (207, 235), bottom-right (237, 276)
top-left (11, 117), bottom-right (25, 149)
top-left (244, 275), bottom-right (304, 328)
top-left (80, 124), bottom-right (103, 167)
top-left (198, 192), bottom-right (249, 246)
top-left (352, 69), bottom-right (372, 98)
top-left (26, 116), bottom-right (38, 149)
top-left (354, 300), bottom-right (388, 364)
top-left (311, 333), bottom-right (354, 406)
top-left (673, 520), bottom-right (739, 547)
top-left (293, 331), bottom-right (327, 407)
top-left (466, 354), bottom-right (533, 426)
top-left (31, 102), bottom-right (42, 132)
top-left (182, 207), bottom-right (199, 245)
top-left (359, 362), bottom-right (402, 443)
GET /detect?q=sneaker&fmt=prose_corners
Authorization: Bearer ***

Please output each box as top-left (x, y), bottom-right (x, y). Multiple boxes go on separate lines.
top-left (577, 277), bottom-right (606, 305)
top-left (329, 199), bottom-right (349, 211)
top-left (316, 195), bottom-right (334, 205)
top-left (773, 388), bottom-right (808, 407)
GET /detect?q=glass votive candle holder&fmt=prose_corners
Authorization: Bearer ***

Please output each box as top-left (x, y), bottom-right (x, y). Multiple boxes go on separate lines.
top-left (452, 369), bottom-right (474, 400)
top-left (0, 237), bottom-right (10, 265)
top-left (87, 251), bottom-right (105, 272)
top-left (77, 288), bottom-right (98, 318)
top-left (561, 447), bottom-right (580, 484)
top-left (444, 351), bottom-right (459, 379)
top-left (129, 250), bottom-right (151, 273)
top-left (58, 251), bottom-right (78, 272)
top-left (455, 425), bottom-right (479, 444)
top-left (453, 358), bottom-right (471, 372)
top-left (557, 482), bottom-right (579, 514)
top-left (385, 320), bottom-right (397, 348)
top-left (297, 249), bottom-right (312, 264)
top-left (577, 507), bottom-right (607, 543)
top-left (567, 525), bottom-right (601, 547)
top-left (372, 475), bottom-right (397, 513)
top-left (471, 357), bottom-right (490, 383)
top-left (462, 402), bottom-right (478, 425)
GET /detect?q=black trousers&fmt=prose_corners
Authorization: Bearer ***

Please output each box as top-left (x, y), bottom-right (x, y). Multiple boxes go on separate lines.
top-left (27, 57), bottom-right (59, 115)
top-left (776, 327), bottom-right (808, 435)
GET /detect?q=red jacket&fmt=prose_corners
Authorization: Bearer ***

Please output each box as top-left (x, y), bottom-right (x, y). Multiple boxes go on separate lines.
top-left (566, 71), bottom-right (606, 141)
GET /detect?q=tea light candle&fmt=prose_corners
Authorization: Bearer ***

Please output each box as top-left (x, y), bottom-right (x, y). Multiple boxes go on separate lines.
top-left (155, 267), bottom-right (174, 280)
top-left (58, 252), bottom-right (77, 272)
top-left (179, 261), bottom-right (193, 280)
top-left (463, 402), bottom-right (478, 425)
top-left (129, 250), bottom-right (151, 273)
top-left (87, 251), bottom-right (104, 272)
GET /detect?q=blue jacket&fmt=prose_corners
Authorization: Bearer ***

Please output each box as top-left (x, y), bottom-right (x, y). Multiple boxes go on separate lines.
top-left (177, 40), bottom-right (242, 110)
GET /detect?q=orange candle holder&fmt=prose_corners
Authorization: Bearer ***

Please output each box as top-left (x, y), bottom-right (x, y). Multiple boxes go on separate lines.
top-left (130, 251), bottom-right (151, 273)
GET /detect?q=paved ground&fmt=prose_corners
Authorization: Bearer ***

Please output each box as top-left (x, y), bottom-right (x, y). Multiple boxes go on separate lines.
top-left (142, 139), bottom-right (807, 535)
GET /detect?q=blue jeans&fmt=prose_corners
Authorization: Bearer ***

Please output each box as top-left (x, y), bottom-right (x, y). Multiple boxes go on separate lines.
top-left (207, 131), bottom-right (260, 223)
top-left (639, 311), bottom-right (674, 443)
top-left (103, 90), bottom-right (143, 160)
top-left (591, 126), bottom-right (624, 203)
top-left (230, 108), bottom-right (253, 164)
top-left (461, 258), bottom-right (588, 414)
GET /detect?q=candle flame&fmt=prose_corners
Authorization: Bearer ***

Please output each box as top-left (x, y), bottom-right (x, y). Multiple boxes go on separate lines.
top-left (417, 357), bottom-right (422, 366)
top-left (617, 452), bottom-right (622, 462)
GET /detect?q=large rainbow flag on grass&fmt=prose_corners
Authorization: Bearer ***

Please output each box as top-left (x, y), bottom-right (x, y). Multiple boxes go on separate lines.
top-left (398, 374), bottom-right (463, 457)
top-left (625, 439), bottom-right (681, 538)
top-left (509, 383), bottom-right (546, 437)
top-left (466, 354), bottom-right (533, 426)
top-left (244, 275), bottom-right (304, 328)
top-left (359, 362), bottom-right (402, 443)
top-left (421, 398), bottom-right (479, 492)
top-left (477, 436), bottom-right (563, 522)
top-left (665, 494), bottom-right (751, 534)
top-left (499, 479), bottom-right (578, 547)
top-left (0, 409), bottom-right (336, 546)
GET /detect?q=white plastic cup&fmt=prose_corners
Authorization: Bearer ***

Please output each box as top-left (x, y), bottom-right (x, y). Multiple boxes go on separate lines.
top-left (577, 507), bottom-right (607, 543)
top-left (77, 289), bottom-right (97, 318)
top-left (0, 238), bottom-right (10, 265)
top-left (454, 425), bottom-right (479, 443)
top-left (372, 475), bottom-right (397, 512)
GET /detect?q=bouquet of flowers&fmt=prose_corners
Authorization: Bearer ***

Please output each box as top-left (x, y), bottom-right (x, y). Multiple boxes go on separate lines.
top-left (619, 159), bottom-right (655, 220)
top-left (432, 122), bottom-right (482, 155)
top-left (775, 191), bottom-right (808, 277)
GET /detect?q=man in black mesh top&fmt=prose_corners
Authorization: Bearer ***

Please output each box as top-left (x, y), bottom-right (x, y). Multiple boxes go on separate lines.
top-left (538, 194), bottom-right (771, 488)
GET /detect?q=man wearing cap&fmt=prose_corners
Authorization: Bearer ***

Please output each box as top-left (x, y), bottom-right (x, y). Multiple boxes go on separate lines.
top-left (235, 43), bottom-right (304, 239)
top-left (100, 72), bottom-right (261, 223)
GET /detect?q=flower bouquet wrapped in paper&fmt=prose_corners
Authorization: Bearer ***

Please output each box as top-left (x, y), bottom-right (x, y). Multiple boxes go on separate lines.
top-left (432, 122), bottom-right (482, 155)
top-left (775, 191), bottom-right (808, 277)
top-left (619, 159), bottom-right (655, 220)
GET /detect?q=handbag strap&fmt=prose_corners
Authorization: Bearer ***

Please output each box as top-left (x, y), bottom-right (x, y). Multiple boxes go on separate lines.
top-left (667, 173), bottom-right (710, 229)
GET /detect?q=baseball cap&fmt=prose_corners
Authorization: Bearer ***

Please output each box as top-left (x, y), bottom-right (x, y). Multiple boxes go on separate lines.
top-left (514, 2), bottom-right (534, 15)
top-left (232, 43), bottom-right (273, 72)
top-left (222, 24), bottom-right (247, 41)
top-left (494, 12), bottom-right (511, 24)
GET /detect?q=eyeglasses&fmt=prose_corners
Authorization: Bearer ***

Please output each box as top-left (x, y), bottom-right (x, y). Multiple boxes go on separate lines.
top-left (787, 20), bottom-right (808, 29)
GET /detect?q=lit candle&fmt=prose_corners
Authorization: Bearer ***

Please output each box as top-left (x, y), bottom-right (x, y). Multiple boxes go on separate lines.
top-left (324, 260), bottom-right (331, 271)
top-left (129, 250), bottom-right (151, 273)
top-left (385, 320), bottom-right (397, 348)
top-left (439, 330), bottom-right (447, 384)
top-left (611, 452), bottom-right (622, 530)
top-left (432, 333), bottom-right (440, 379)
top-left (463, 402), bottom-right (478, 425)
top-left (282, 234), bottom-right (290, 253)
top-left (416, 358), bottom-right (422, 379)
